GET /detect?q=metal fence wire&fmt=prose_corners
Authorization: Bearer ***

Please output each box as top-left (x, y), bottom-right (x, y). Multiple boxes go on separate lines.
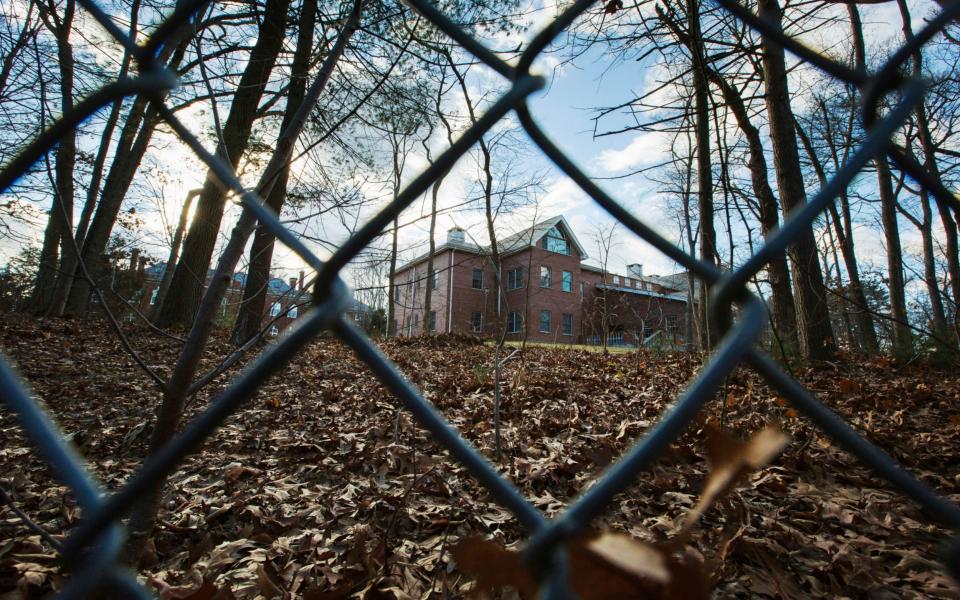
top-left (2, 0), bottom-right (960, 597)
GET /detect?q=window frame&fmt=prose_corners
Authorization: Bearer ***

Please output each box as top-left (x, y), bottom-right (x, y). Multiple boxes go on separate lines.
top-left (562, 313), bottom-right (573, 336)
top-left (288, 304), bottom-right (298, 319)
top-left (540, 265), bottom-right (552, 288)
top-left (507, 310), bottom-right (522, 333)
top-left (269, 301), bottom-right (282, 317)
top-left (508, 266), bottom-right (524, 290)
top-left (470, 311), bottom-right (483, 333)
top-left (561, 270), bottom-right (572, 292)
top-left (149, 287), bottom-right (159, 305)
top-left (430, 268), bottom-right (439, 290)
top-left (472, 268), bottom-right (483, 289)
top-left (544, 226), bottom-right (570, 255)
top-left (429, 310), bottom-right (437, 332)
top-left (539, 309), bottom-right (551, 333)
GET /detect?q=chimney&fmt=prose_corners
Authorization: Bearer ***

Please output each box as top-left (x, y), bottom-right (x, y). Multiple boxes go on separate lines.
top-left (129, 248), bottom-right (140, 272)
top-left (298, 270), bottom-right (305, 291)
top-left (627, 263), bottom-right (644, 279)
top-left (289, 277), bottom-right (297, 291)
top-left (447, 227), bottom-right (465, 244)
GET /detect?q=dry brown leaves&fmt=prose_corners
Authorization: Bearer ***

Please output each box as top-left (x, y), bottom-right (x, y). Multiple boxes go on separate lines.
top-left (0, 317), bottom-right (958, 598)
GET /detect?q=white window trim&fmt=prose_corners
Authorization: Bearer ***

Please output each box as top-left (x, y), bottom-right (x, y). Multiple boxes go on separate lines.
top-left (507, 311), bottom-right (522, 334)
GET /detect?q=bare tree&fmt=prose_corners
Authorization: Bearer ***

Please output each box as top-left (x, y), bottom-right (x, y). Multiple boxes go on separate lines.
top-left (757, 0), bottom-right (835, 360)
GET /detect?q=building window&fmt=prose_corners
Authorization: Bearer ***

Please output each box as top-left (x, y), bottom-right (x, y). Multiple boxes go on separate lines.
top-left (470, 311), bottom-right (482, 333)
top-left (393, 286), bottom-right (400, 302)
top-left (430, 268), bottom-right (439, 290)
top-left (268, 325), bottom-right (279, 337)
top-left (507, 266), bottom-right (523, 290)
top-left (288, 304), bottom-right (298, 319)
top-left (540, 265), bottom-right (552, 288)
top-left (429, 310), bottom-right (437, 332)
top-left (612, 275), bottom-right (620, 286)
top-left (507, 311), bottom-right (522, 333)
top-left (472, 269), bottom-right (483, 289)
top-left (561, 271), bottom-right (572, 292)
top-left (666, 315), bottom-right (679, 335)
top-left (539, 309), bottom-right (552, 333)
top-left (562, 313), bottom-right (573, 336)
top-left (544, 226), bottom-right (570, 255)
top-left (149, 287), bottom-right (159, 305)
top-left (270, 302), bottom-right (281, 317)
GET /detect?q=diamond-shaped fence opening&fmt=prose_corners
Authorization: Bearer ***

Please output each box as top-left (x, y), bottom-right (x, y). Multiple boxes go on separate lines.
top-left (2, 0), bottom-right (960, 596)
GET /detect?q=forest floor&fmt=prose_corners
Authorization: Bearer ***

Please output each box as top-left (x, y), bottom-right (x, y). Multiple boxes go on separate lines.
top-left (1, 316), bottom-right (959, 599)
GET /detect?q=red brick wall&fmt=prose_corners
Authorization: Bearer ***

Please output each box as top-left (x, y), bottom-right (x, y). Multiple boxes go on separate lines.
top-left (580, 275), bottom-right (687, 346)
top-left (138, 278), bottom-right (306, 337)
top-left (393, 249), bottom-right (498, 337)
top-left (390, 242), bottom-right (689, 346)
top-left (500, 245), bottom-right (583, 343)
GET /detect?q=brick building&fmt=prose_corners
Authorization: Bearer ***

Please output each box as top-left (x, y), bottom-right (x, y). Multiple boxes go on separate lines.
top-left (390, 215), bottom-right (691, 347)
top-left (138, 263), bottom-right (311, 337)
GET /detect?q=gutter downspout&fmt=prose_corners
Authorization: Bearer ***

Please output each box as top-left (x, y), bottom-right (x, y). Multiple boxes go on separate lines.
top-left (497, 263), bottom-right (502, 316)
top-left (447, 249), bottom-right (454, 333)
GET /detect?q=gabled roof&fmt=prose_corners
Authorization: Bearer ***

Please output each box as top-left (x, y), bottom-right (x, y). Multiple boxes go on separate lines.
top-left (496, 215), bottom-right (589, 259)
top-left (396, 215), bottom-right (589, 273)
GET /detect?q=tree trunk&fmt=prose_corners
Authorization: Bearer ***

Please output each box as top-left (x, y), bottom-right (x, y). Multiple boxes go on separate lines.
top-left (31, 0), bottom-right (76, 316)
top-left (154, 189), bottom-right (199, 316)
top-left (878, 157), bottom-right (914, 355)
top-left (660, 6), bottom-right (799, 351)
top-left (125, 1), bottom-right (362, 561)
top-left (795, 116), bottom-right (879, 353)
top-left (896, 0), bottom-right (953, 347)
top-left (915, 190), bottom-right (951, 343)
top-left (758, 0), bottom-right (835, 360)
top-left (846, 3), bottom-right (911, 354)
top-left (232, 0), bottom-right (317, 345)
top-left (422, 178), bottom-right (440, 334)
top-left (686, 0), bottom-right (717, 351)
top-left (62, 26), bottom-right (192, 316)
top-left (49, 0), bottom-right (141, 315)
top-left (155, 0), bottom-right (290, 329)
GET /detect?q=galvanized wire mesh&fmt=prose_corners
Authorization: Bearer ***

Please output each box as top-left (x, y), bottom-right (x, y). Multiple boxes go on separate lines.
top-left (2, 0), bottom-right (960, 597)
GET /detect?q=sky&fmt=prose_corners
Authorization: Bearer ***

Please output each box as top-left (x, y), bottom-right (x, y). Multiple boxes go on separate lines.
top-left (1, 0), bottom-right (948, 300)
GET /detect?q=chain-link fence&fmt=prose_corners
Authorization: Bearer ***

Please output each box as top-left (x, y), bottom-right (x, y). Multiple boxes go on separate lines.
top-left (2, 0), bottom-right (960, 597)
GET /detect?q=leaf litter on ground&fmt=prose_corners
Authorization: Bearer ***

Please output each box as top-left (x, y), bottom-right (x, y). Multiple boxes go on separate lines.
top-left (0, 317), bottom-right (958, 598)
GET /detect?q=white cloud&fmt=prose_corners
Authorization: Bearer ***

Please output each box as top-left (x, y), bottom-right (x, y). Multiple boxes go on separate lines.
top-left (594, 131), bottom-right (668, 173)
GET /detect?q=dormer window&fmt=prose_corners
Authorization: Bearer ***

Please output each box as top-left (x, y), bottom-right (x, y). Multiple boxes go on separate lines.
top-left (544, 226), bottom-right (570, 255)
